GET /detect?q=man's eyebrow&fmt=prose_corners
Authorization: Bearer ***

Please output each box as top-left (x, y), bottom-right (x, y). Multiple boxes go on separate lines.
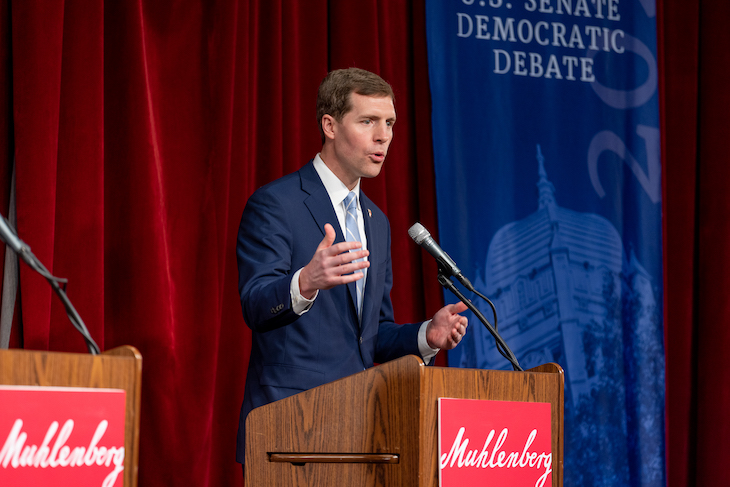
top-left (360, 114), bottom-right (396, 120)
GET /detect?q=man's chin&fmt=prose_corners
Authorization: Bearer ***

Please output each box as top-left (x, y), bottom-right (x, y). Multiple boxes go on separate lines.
top-left (365, 162), bottom-right (384, 178)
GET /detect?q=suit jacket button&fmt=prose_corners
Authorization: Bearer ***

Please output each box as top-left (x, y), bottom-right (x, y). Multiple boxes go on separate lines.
top-left (359, 337), bottom-right (363, 343)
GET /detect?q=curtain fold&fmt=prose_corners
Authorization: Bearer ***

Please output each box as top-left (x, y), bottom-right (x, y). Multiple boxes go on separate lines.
top-left (658, 2), bottom-right (698, 486)
top-left (661, 0), bottom-right (730, 486)
top-left (0, 0), bottom-right (12, 295)
top-left (12, 1), bottom-right (65, 351)
top-left (692, 1), bottom-right (730, 484)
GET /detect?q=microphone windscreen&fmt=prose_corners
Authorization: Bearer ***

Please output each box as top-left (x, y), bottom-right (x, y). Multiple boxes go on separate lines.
top-left (408, 222), bottom-right (430, 244)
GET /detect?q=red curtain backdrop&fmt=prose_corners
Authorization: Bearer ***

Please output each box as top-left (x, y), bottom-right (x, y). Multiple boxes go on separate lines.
top-left (0, 0), bottom-right (727, 486)
top-left (1, 1), bottom-right (442, 486)
top-left (661, 1), bottom-right (730, 486)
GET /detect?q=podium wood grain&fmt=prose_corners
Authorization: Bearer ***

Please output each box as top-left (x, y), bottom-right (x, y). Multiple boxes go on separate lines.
top-left (0, 346), bottom-right (143, 487)
top-left (245, 355), bottom-right (563, 487)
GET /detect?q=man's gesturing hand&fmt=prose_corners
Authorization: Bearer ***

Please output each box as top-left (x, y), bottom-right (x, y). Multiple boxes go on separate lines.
top-left (299, 223), bottom-right (370, 299)
top-left (426, 301), bottom-right (469, 350)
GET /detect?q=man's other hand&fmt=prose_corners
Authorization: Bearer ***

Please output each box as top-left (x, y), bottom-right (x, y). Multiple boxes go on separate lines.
top-left (426, 301), bottom-right (469, 350)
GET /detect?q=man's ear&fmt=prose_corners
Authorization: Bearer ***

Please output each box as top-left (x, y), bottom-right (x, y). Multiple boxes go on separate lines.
top-left (321, 114), bottom-right (336, 141)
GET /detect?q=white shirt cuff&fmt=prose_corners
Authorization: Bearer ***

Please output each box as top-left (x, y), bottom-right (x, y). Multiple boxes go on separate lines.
top-left (291, 268), bottom-right (317, 315)
top-left (418, 320), bottom-right (440, 363)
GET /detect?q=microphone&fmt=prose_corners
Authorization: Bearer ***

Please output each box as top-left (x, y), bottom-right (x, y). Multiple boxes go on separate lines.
top-left (408, 222), bottom-right (475, 292)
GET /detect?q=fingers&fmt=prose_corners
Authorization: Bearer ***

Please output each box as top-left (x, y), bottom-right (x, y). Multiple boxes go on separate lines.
top-left (448, 302), bottom-right (468, 344)
top-left (316, 223), bottom-right (337, 251)
top-left (337, 259), bottom-right (370, 274)
top-left (451, 321), bottom-right (467, 343)
top-left (318, 225), bottom-right (367, 257)
top-left (338, 268), bottom-right (367, 283)
top-left (317, 223), bottom-right (360, 253)
top-left (301, 224), bottom-right (370, 295)
top-left (328, 240), bottom-right (366, 256)
top-left (426, 303), bottom-right (469, 350)
top-left (332, 248), bottom-right (369, 266)
top-left (315, 261), bottom-right (368, 288)
top-left (449, 312), bottom-right (468, 346)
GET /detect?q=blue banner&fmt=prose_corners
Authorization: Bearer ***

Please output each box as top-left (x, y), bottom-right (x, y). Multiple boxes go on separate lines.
top-left (425, 1), bottom-right (665, 485)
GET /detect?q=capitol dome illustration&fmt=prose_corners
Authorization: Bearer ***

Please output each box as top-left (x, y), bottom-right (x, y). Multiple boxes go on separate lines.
top-left (460, 145), bottom-right (657, 408)
top-left (458, 145), bottom-right (665, 485)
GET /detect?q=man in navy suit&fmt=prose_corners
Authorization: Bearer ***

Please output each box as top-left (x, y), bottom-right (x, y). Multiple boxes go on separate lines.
top-left (235, 68), bottom-right (468, 465)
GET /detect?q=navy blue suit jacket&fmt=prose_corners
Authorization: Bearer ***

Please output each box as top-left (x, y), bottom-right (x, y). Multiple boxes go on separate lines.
top-left (235, 161), bottom-right (422, 463)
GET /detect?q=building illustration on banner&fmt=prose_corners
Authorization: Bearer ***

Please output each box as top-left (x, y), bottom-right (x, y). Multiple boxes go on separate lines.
top-left (460, 145), bottom-right (658, 409)
top-left (458, 143), bottom-right (665, 483)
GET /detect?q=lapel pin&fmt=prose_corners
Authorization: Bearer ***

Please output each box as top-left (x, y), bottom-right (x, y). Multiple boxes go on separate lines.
top-left (368, 209), bottom-right (372, 218)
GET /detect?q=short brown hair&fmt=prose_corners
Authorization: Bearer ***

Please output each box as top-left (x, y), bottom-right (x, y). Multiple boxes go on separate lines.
top-left (316, 68), bottom-right (395, 143)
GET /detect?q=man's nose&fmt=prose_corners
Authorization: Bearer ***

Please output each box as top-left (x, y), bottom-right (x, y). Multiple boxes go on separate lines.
top-left (374, 122), bottom-right (391, 142)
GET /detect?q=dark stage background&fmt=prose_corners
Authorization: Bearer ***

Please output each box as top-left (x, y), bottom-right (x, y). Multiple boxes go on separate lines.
top-left (0, 1), bottom-right (726, 485)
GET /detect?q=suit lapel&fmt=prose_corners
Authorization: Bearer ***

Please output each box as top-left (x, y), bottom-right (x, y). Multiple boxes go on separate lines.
top-left (300, 162), bottom-right (343, 241)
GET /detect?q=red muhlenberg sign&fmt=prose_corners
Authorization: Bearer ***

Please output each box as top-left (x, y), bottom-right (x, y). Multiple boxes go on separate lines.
top-left (438, 398), bottom-right (552, 487)
top-left (0, 386), bottom-right (126, 487)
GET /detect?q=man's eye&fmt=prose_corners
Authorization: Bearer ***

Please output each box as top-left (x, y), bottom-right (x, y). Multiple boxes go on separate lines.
top-left (362, 119), bottom-right (371, 125)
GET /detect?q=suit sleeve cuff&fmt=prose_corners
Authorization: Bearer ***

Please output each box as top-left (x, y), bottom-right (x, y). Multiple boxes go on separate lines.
top-left (291, 268), bottom-right (317, 315)
top-left (418, 320), bottom-right (440, 363)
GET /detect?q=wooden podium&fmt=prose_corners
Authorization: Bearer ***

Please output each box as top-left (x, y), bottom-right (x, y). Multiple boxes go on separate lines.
top-left (0, 345), bottom-right (143, 487)
top-left (245, 355), bottom-right (564, 486)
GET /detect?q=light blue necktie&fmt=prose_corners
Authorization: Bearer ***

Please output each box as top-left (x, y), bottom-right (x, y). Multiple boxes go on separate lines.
top-left (344, 192), bottom-right (363, 316)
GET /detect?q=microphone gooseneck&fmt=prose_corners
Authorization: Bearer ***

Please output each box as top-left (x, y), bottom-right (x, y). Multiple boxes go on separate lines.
top-left (408, 221), bottom-right (522, 371)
